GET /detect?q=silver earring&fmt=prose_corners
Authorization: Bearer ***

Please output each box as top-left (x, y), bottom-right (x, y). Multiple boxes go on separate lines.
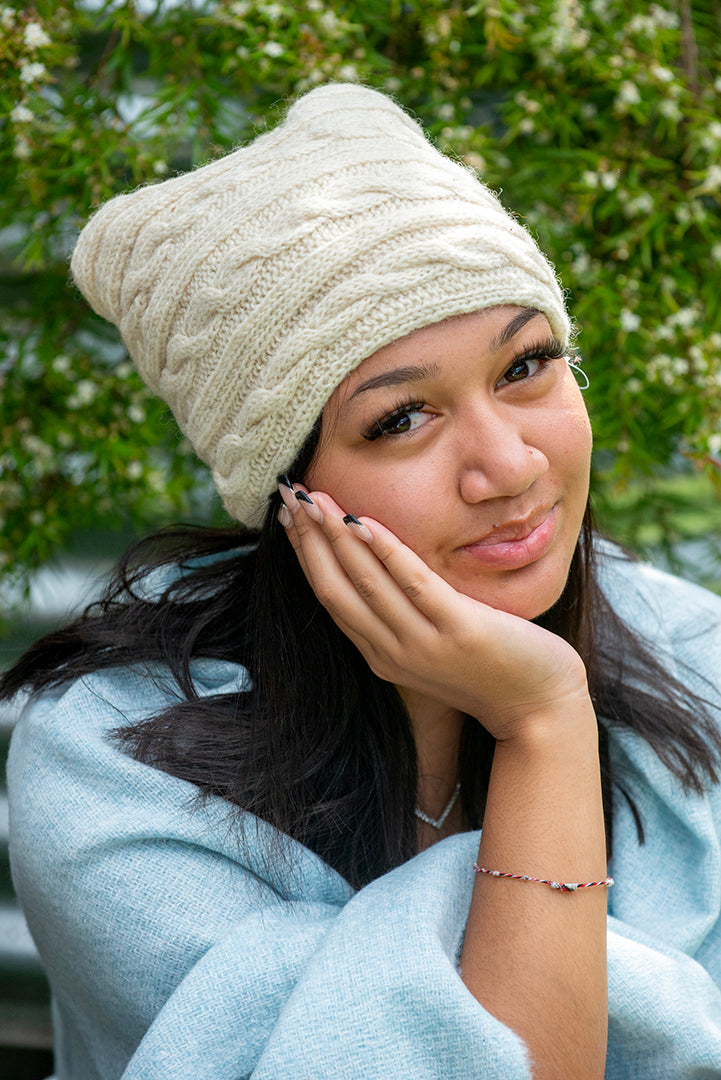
top-left (566, 355), bottom-right (590, 390)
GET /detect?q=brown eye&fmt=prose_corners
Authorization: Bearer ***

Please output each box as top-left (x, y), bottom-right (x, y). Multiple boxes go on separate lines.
top-left (501, 357), bottom-right (541, 384)
top-left (383, 414), bottom-right (413, 435)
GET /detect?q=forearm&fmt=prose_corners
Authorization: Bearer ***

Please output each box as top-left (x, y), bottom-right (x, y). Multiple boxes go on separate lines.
top-left (460, 698), bottom-right (608, 1079)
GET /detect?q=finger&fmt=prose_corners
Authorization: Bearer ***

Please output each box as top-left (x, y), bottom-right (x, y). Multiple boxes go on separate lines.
top-left (301, 490), bottom-right (439, 638)
top-left (280, 487), bottom-right (406, 651)
top-left (308, 491), bottom-right (483, 639)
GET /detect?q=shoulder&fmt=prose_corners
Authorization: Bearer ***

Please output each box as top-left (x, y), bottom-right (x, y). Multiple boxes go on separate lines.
top-left (7, 659), bottom-right (251, 838)
top-left (595, 540), bottom-right (721, 697)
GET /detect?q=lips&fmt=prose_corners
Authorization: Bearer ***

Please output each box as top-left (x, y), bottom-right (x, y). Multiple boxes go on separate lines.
top-left (460, 506), bottom-right (555, 548)
top-left (458, 505), bottom-right (558, 570)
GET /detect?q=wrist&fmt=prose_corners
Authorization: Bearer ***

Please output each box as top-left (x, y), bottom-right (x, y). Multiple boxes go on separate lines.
top-left (493, 694), bottom-right (599, 756)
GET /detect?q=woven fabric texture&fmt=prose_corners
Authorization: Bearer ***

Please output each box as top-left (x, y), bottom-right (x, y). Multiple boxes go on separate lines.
top-left (8, 551), bottom-right (721, 1078)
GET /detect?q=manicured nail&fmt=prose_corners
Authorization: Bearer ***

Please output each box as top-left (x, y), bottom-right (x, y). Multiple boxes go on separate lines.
top-left (278, 504), bottom-right (292, 528)
top-left (295, 490), bottom-right (323, 523)
top-left (277, 477), bottom-right (299, 514)
top-left (343, 513), bottom-right (373, 543)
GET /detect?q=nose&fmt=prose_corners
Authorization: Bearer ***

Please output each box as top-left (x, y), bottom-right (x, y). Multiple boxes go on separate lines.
top-left (456, 408), bottom-right (549, 503)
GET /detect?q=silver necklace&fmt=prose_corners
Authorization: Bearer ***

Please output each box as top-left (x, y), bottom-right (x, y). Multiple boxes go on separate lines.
top-left (414, 783), bottom-right (461, 830)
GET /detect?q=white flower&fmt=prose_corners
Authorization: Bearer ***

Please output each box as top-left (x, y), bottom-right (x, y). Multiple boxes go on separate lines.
top-left (518, 117), bottom-right (535, 134)
top-left (230, 1), bottom-right (251, 15)
top-left (658, 99), bottom-right (681, 121)
top-left (616, 81), bottom-right (641, 107)
top-left (708, 433), bottom-right (721, 456)
top-left (698, 165), bottom-right (721, 194)
top-left (23, 22), bottom-right (51, 49)
top-left (0, 7), bottom-right (15, 29)
top-left (53, 355), bottom-right (72, 373)
top-left (259, 3), bottom-right (284, 20)
top-left (10, 103), bottom-right (33, 124)
top-left (337, 63), bottom-right (359, 82)
top-left (318, 10), bottom-right (338, 34)
top-left (581, 170), bottom-right (599, 188)
top-left (572, 252), bottom-right (591, 275)
top-left (711, 243), bottom-right (721, 264)
top-left (127, 404), bottom-right (146, 424)
top-left (23, 435), bottom-right (53, 459)
top-left (262, 40), bottom-right (283, 57)
top-left (19, 61), bottom-right (46, 84)
top-left (626, 192), bottom-right (654, 216)
top-left (68, 379), bottom-right (97, 408)
top-left (435, 103), bottom-right (455, 122)
top-left (669, 307), bottom-right (696, 329)
top-left (306, 0), bottom-right (323, 10)
top-left (463, 152), bottom-right (486, 172)
top-left (715, 76), bottom-right (721, 94)
top-left (581, 103), bottom-right (597, 120)
top-left (126, 461), bottom-right (144, 480)
top-left (600, 171), bottom-right (618, 190)
top-left (651, 65), bottom-right (674, 83)
top-left (649, 4), bottom-right (678, 29)
top-left (152, 160), bottom-right (168, 175)
top-left (701, 122), bottom-right (721, 151)
top-left (13, 135), bottom-right (32, 160)
top-left (619, 309), bottom-right (641, 333)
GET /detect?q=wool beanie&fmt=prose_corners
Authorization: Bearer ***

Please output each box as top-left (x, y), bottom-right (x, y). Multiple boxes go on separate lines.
top-left (71, 82), bottom-right (571, 528)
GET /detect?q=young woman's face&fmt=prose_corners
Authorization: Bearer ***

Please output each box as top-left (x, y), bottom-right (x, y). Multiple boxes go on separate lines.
top-left (304, 306), bottom-right (592, 620)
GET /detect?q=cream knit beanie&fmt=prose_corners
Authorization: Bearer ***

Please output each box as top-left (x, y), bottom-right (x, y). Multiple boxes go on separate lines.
top-left (71, 82), bottom-right (571, 528)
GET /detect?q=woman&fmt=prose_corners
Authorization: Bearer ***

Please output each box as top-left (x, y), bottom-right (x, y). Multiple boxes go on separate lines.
top-left (4, 83), bottom-right (721, 1079)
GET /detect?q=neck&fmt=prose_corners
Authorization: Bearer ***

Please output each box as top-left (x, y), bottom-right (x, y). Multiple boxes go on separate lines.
top-left (396, 685), bottom-right (465, 822)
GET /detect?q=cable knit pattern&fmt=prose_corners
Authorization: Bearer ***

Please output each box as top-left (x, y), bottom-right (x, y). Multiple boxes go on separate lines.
top-left (71, 83), bottom-right (571, 527)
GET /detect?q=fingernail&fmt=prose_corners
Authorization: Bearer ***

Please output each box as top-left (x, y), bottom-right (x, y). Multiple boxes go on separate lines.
top-left (278, 504), bottom-right (292, 528)
top-left (296, 490), bottom-right (323, 523)
top-left (277, 477), bottom-right (299, 514)
top-left (343, 513), bottom-right (373, 543)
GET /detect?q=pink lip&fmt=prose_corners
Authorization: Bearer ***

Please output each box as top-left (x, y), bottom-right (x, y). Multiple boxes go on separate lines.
top-left (459, 506), bottom-right (558, 570)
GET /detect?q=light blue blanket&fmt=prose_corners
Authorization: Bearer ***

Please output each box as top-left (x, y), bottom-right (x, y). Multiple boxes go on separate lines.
top-left (8, 549), bottom-right (721, 1078)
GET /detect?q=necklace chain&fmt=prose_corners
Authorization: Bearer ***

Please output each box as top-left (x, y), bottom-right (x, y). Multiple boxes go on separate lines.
top-left (414, 782), bottom-right (461, 830)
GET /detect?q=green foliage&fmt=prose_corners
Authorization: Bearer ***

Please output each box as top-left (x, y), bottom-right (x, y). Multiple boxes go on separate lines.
top-left (1, 0), bottom-right (720, 587)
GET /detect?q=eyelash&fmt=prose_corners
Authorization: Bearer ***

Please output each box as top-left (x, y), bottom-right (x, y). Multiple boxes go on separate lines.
top-left (361, 337), bottom-right (565, 442)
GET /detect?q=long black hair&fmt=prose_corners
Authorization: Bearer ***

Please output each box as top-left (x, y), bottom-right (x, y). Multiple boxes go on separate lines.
top-left (2, 423), bottom-right (720, 888)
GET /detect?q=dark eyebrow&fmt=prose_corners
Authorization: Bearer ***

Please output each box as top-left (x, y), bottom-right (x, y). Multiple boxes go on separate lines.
top-left (489, 308), bottom-right (543, 352)
top-left (347, 361), bottom-right (440, 404)
top-left (343, 309), bottom-right (544, 412)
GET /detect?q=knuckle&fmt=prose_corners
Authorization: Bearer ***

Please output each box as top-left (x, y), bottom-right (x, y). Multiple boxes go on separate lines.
top-left (403, 578), bottom-right (426, 605)
top-left (353, 575), bottom-right (378, 603)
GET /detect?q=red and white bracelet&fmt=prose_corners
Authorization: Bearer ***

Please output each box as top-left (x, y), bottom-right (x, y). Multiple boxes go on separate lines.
top-left (473, 865), bottom-right (614, 892)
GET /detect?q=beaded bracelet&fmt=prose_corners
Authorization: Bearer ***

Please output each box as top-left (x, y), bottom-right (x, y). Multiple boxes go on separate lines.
top-left (473, 865), bottom-right (614, 893)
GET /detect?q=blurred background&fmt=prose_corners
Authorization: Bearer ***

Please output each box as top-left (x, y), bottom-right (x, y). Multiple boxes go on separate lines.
top-left (1, 0), bottom-right (720, 1074)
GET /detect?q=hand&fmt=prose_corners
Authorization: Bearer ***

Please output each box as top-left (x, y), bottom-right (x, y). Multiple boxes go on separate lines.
top-left (280, 486), bottom-right (591, 742)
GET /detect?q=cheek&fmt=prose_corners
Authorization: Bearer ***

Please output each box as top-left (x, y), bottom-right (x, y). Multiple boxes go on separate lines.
top-left (548, 397), bottom-right (593, 479)
top-left (308, 449), bottom-right (438, 548)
